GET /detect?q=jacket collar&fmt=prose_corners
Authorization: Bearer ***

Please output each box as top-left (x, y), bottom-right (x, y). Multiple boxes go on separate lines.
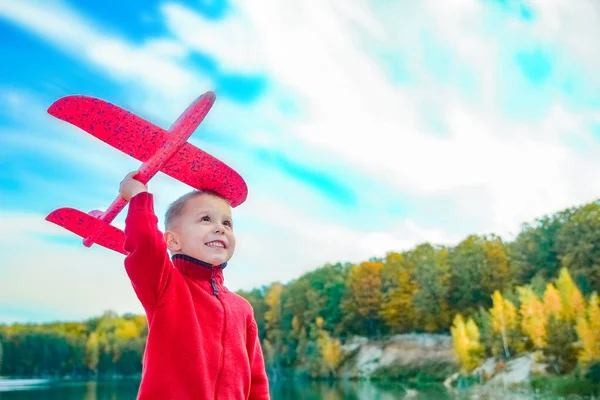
top-left (172, 254), bottom-right (227, 286)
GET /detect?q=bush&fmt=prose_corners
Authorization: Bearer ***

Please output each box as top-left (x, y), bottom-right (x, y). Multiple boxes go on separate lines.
top-left (531, 375), bottom-right (600, 397)
top-left (371, 360), bottom-right (457, 384)
top-left (585, 361), bottom-right (600, 384)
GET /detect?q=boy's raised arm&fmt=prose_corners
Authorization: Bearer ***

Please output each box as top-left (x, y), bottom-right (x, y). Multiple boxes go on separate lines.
top-left (121, 172), bottom-right (172, 309)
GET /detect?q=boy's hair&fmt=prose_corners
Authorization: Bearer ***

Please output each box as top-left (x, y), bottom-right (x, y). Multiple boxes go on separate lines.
top-left (164, 189), bottom-right (227, 230)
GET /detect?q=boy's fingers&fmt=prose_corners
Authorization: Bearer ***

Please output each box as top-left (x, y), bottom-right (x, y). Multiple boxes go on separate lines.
top-left (125, 171), bottom-right (139, 180)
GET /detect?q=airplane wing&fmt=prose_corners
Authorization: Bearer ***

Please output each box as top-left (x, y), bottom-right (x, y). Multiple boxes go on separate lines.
top-left (160, 143), bottom-right (247, 207)
top-left (46, 207), bottom-right (127, 255)
top-left (49, 95), bottom-right (248, 207)
top-left (48, 95), bottom-right (165, 162)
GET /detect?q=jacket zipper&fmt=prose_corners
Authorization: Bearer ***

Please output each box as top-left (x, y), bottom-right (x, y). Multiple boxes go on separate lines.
top-left (212, 267), bottom-right (226, 400)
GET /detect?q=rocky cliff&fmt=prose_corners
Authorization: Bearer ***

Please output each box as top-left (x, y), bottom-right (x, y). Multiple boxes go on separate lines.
top-left (338, 334), bottom-right (458, 381)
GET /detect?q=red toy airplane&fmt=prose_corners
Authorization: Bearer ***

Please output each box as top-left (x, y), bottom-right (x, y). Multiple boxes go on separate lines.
top-left (45, 91), bottom-right (247, 255)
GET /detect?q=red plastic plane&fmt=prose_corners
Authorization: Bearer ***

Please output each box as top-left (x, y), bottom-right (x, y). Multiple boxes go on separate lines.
top-left (45, 91), bottom-right (247, 255)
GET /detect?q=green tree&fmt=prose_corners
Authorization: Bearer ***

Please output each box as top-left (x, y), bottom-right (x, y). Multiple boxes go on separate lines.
top-left (411, 244), bottom-right (451, 332)
top-left (556, 202), bottom-right (600, 294)
top-left (545, 314), bottom-right (578, 374)
top-left (509, 211), bottom-right (571, 286)
top-left (449, 235), bottom-right (494, 315)
top-left (481, 235), bottom-right (511, 296)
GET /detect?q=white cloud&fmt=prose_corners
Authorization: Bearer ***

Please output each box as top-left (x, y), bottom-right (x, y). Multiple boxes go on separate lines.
top-left (2, 0), bottom-right (600, 322)
top-left (161, 3), bottom-right (264, 73)
top-left (167, 0), bottom-right (600, 238)
top-left (0, 0), bottom-right (210, 117)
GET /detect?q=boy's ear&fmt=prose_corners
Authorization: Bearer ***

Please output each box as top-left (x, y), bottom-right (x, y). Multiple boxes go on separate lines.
top-left (164, 230), bottom-right (182, 252)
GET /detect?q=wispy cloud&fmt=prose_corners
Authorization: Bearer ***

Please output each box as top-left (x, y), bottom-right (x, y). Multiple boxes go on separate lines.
top-left (1, 0), bottom-right (600, 322)
top-left (0, 0), bottom-right (209, 119)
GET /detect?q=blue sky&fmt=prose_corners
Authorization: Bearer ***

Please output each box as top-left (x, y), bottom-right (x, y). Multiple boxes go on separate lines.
top-left (1, 0), bottom-right (600, 323)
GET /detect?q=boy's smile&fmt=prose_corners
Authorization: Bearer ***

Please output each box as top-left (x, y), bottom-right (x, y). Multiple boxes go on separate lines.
top-left (206, 240), bottom-right (226, 249)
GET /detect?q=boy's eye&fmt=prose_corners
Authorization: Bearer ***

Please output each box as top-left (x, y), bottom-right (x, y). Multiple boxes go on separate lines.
top-left (223, 220), bottom-right (232, 227)
top-left (200, 216), bottom-right (210, 222)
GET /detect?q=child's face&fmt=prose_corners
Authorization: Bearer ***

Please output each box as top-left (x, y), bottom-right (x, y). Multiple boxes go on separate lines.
top-left (165, 193), bottom-right (236, 266)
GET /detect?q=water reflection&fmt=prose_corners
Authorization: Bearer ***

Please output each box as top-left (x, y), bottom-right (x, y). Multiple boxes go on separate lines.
top-left (0, 378), bottom-right (539, 400)
top-left (270, 379), bottom-right (454, 400)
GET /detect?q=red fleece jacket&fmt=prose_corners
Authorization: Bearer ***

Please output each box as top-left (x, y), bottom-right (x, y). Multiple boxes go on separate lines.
top-left (123, 192), bottom-right (270, 400)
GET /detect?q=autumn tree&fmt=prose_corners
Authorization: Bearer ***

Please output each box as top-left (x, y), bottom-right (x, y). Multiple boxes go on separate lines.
top-left (489, 291), bottom-right (518, 358)
top-left (263, 282), bottom-right (285, 380)
top-left (518, 286), bottom-right (547, 348)
top-left (544, 271), bottom-right (580, 374)
top-left (84, 332), bottom-right (99, 375)
top-left (575, 293), bottom-right (600, 364)
top-left (341, 260), bottom-right (384, 336)
top-left (379, 252), bottom-right (417, 332)
top-left (315, 317), bottom-right (342, 378)
top-left (451, 314), bottom-right (483, 373)
top-left (543, 283), bottom-right (562, 317)
top-left (555, 268), bottom-right (585, 322)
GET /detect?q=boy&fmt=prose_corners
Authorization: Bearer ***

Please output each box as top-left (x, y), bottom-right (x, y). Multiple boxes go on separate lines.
top-left (119, 171), bottom-right (270, 400)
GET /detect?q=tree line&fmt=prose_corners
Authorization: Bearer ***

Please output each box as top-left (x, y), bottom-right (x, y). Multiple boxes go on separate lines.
top-left (1, 199), bottom-right (599, 379)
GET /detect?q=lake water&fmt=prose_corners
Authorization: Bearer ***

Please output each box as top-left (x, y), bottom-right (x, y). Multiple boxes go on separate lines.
top-left (0, 378), bottom-right (552, 399)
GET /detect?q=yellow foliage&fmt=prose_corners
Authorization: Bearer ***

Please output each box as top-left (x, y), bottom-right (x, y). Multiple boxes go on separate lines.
top-left (588, 293), bottom-right (600, 338)
top-left (84, 332), bottom-right (99, 372)
top-left (264, 283), bottom-right (284, 334)
top-left (490, 291), bottom-right (517, 333)
top-left (543, 283), bottom-right (562, 317)
top-left (115, 320), bottom-right (139, 340)
top-left (451, 314), bottom-right (482, 373)
top-left (576, 318), bottom-right (597, 363)
top-left (489, 291), bottom-right (517, 357)
top-left (291, 315), bottom-right (301, 334)
top-left (316, 316), bottom-right (324, 329)
top-left (555, 268), bottom-right (585, 322)
top-left (379, 268), bottom-right (417, 332)
top-left (575, 292), bottom-right (600, 364)
top-left (317, 329), bottom-right (342, 374)
top-left (518, 286), bottom-right (547, 348)
top-left (347, 261), bottom-right (384, 318)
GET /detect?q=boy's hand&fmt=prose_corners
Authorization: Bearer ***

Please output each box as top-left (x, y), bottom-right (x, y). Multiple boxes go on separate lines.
top-left (120, 171), bottom-right (148, 201)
